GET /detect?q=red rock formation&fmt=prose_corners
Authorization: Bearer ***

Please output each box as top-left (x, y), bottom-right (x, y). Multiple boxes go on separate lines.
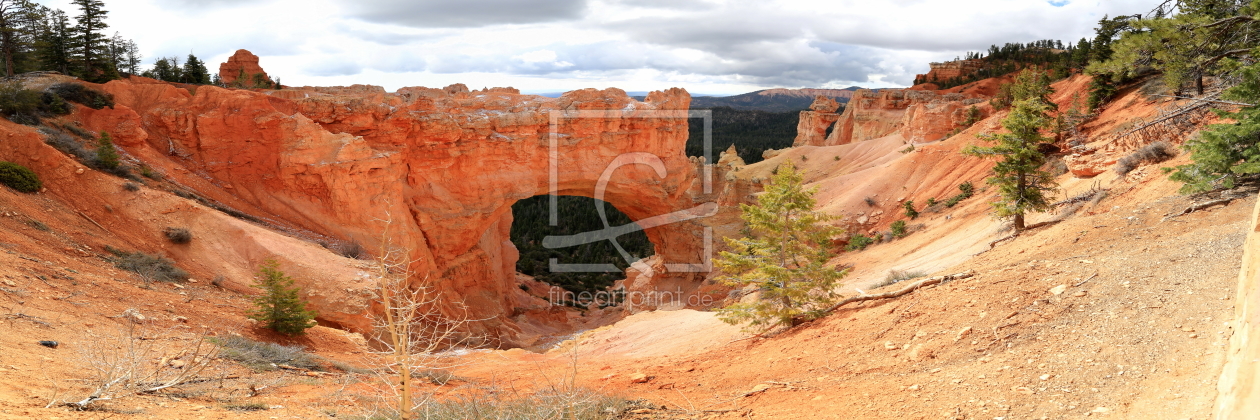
top-left (218, 49), bottom-right (269, 86)
top-left (825, 89), bottom-right (987, 145)
top-left (79, 79), bottom-right (713, 346)
top-left (914, 59), bottom-right (984, 85)
top-left (792, 96), bottom-right (842, 147)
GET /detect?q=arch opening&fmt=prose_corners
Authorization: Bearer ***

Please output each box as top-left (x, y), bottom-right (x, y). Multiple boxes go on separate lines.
top-left (509, 195), bottom-right (654, 304)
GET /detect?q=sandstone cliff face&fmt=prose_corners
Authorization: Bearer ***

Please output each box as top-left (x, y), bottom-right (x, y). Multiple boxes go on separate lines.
top-left (218, 49), bottom-right (269, 86)
top-left (78, 79), bottom-right (710, 346)
top-left (914, 59), bottom-right (984, 85)
top-left (824, 89), bottom-right (985, 145)
top-left (792, 96), bottom-right (842, 147)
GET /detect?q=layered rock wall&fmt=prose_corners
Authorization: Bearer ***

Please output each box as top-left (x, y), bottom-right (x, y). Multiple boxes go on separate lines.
top-left (915, 59), bottom-right (984, 84)
top-left (823, 89), bottom-right (985, 145)
top-left (792, 96), bottom-right (842, 146)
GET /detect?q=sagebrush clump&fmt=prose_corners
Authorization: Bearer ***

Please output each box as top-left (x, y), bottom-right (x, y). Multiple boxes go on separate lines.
top-left (1116, 141), bottom-right (1177, 175)
top-left (210, 335), bottom-right (321, 372)
top-left (0, 161), bottom-right (41, 193)
top-left (163, 227), bottom-right (192, 244)
top-left (107, 247), bottom-right (190, 283)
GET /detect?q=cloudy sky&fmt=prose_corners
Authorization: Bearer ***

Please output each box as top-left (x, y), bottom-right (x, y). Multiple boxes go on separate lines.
top-left (36, 0), bottom-right (1157, 95)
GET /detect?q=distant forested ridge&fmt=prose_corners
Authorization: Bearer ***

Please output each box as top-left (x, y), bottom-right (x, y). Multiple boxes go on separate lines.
top-left (510, 195), bottom-right (653, 295)
top-left (689, 87), bottom-right (859, 112)
top-left (687, 106), bottom-right (811, 164)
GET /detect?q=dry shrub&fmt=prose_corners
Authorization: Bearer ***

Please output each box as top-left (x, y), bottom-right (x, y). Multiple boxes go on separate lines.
top-left (209, 335), bottom-right (320, 372)
top-left (51, 323), bottom-right (219, 409)
top-left (106, 247), bottom-right (190, 284)
top-left (1115, 141), bottom-right (1177, 175)
top-left (163, 227), bottom-right (192, 244)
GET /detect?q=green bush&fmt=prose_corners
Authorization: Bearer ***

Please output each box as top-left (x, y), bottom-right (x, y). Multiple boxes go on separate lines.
top-left (48, 82), bottom-right (114, 109)
top-left (0, 162), bottom-right (41, 193)
top-left (0, 82), bottom-right (74, 125)
top-left (248, 260), bottom-right (317, 335)
top-left (890, 220), bottom-right (908, 238)
top-left (845, 233), bottom-right (874, 251)
top-left (944, 182), bottom-right (976, 208)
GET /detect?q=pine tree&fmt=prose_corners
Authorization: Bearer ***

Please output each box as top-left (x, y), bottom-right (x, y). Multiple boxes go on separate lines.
top-left (122, 39), bottom-right (138, 74)
top-left (0, 0), bottom-right (39, 77)
top-left (34, 7), bottom-right (70, 74)
top-left (94, 130), bottom-right (118, 170)
top-left (248, 259), bottom-right (317, 335)
top-left (714, 162), bottom-right (846, 330)
top-left (963, 73), bottom-right (1059, 232)
top-left (902, 200), bottom-right (919, 220)
top-left (70, 0), bottom-right (110, 81)
top-left (1169, 49), bottom-right (1260, 192)
top-left (181, 54), bottom-right (209, 84)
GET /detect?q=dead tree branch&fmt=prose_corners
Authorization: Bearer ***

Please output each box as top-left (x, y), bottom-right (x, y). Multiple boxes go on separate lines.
top-left (823, 271), bottom-right (975, 314)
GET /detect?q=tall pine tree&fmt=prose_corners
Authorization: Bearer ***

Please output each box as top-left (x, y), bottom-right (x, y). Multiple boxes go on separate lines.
top-left (1169, 47), bottom-right (1260, 192)
top-left (34, 7), bottom-right (71, 74)
top-left (70, 0), bottom-right (112, 82)
top-left (963, 70), bottom-right (1059, 232)
top-left (0, 0), bottom-right (39, 77)
top-left (181, 53), bottom-right (209, 84)
top-left (714, 162), bottom-right (846, 330)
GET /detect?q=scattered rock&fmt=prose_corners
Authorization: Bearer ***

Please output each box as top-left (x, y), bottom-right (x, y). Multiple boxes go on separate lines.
top-left (1181, 327), bottom-right (1195, 332)
top-left (906, 384), bottom-right (921, 391)
top-left (1072, 290), bottom-right (1087, 297)
top-left (122, 308), bottom-right (146, 323)
top-left (1050, 284), bottom-right (1068, 295)
top-left (884, 341), bottom-right (899, 350)
top-left (1039, 374), bottom-right (1051, 381)
top-left (907, 344), bottom-right (934, 361)
top-left (954, 326), bottom-right (973, 342)
top-left (173, 316), bottom-right (189, 323)
top-left (1092, 406), bottom-right (1111, 414)
top-left (37, 340), bottom-right (58, 349)
top-left (1015, 386), bottom-right (1034, 395)
top-left (629, 373), bottom-right (651, 384)
top-left (748, 383), bottom-right (772, 394)
top-left (2, 279), bottom-right (15, 287)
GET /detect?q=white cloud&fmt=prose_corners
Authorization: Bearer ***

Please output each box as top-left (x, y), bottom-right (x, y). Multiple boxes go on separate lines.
top-left (31, 0), bottom-right (1160, 94)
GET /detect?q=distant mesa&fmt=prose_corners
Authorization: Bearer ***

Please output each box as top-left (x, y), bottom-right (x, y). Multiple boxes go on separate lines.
top-left (219, 49), bottom-right (269, 86)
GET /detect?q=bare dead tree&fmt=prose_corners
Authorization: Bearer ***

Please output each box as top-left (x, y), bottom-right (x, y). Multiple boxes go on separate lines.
top-left (361, 214), bottom-right (485, 420)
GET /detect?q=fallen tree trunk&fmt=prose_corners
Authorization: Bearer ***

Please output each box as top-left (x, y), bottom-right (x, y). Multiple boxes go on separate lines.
top-left (823, 271), bottom-right (976, 314)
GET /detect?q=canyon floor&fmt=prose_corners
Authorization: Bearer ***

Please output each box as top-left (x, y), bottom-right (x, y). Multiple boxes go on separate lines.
top-left (0, 163), bottom-right (1247, 419)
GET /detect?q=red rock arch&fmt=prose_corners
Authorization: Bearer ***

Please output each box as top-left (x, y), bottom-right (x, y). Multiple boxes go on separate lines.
top-left (83, 80), bottom-right (712, 345)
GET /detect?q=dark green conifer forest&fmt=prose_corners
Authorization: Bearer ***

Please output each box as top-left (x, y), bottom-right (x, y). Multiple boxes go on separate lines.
top-left (510, 195), bottom-right (653, 295)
